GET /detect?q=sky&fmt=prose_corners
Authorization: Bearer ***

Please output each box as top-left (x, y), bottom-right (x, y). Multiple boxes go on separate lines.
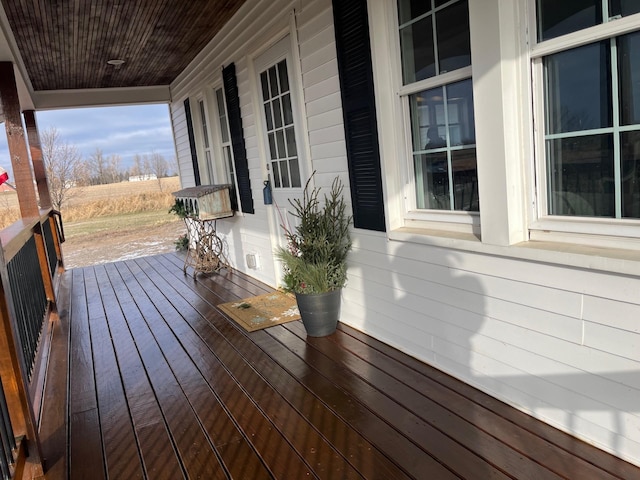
top-left (0, 104), bottom-right (176, 179)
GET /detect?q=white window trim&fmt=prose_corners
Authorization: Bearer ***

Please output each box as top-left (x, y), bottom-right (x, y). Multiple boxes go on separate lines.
top-left (194, 93), bottom-right (215, 184)
top-left (529, 8), bottom-right (640, 250)
top-left (391, 2), bottom-right (480, 235)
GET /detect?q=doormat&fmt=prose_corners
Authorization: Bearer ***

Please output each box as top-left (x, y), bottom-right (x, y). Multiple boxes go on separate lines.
top-left (218, 291), bottom-right (300, 332)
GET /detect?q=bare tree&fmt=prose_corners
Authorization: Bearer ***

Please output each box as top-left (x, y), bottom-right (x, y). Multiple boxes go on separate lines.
top-left (106, 154), bottom-right (122, 183)
top-left (150, 152), bottom-right (168, 178)
top-left (88, 148), bottom-right (108, 184)
top-left (41, 127), bottom-right (83, 209)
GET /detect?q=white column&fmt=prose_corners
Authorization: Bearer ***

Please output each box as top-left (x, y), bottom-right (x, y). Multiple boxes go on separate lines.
top-left (469, 0), bottom-right (531, 246)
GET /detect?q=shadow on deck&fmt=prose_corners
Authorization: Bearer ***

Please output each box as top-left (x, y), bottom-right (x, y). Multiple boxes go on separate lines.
top-left (37, 252), bottom-right (639, 479)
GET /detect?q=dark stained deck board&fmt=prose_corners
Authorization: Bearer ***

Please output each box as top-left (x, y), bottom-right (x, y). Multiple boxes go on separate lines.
top-left (67, 268), bottom-right (106, 480)
top-left (142, 255), bottom-right (411, 480)
top-left (38, 252), bottom-right (640, 480)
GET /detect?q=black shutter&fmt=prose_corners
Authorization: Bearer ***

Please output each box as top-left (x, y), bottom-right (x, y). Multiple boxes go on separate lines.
top-left (183, 98), bottom-right (201, 186)
top-left (222, 63), bottom-right (254, 214)
top-left (332, 0), bottom-right (386, 232)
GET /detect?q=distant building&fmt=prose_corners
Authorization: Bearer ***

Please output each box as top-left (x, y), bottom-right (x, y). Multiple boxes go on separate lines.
top-left (129, 174), bottom-right (158, 182)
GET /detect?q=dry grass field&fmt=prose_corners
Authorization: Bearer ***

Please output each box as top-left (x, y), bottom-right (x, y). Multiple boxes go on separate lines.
top-left (0, 177), bottom-right (181, 229)
top-left (1, 176), bottom-right (187, 268)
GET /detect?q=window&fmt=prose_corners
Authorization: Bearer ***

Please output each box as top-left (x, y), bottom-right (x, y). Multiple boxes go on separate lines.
top-left (215, 88), bottom-right (236, 189)
top-left (397, 0), bottom-right (478, 214)
top-left (198, 98), bottom-right (215, 183)
top-left (536, 1), bottom-right (640, 221)
top-left (259, 59), bottom-right (301, 189)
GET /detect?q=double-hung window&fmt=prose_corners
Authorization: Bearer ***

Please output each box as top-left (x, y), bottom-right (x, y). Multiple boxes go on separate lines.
top-left (533, 1), bottom-right (640, 237)
top-left (214, 88), bottom-right (236, 189)
top-left (398, 0), bottom-right (478, 219)
top-left (198, 98), bottom-right (215, 184)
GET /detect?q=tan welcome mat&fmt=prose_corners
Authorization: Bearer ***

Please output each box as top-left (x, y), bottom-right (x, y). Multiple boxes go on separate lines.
top-left (218, 291), bottom-right (301, 332)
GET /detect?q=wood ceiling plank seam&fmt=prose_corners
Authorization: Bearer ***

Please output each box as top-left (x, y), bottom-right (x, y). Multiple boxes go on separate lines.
top-left (137, 0), bottom-right (175, 86)
top-left (102, 2), bottom-right (121, 87)
top-left (83, 2), bottom-right (102, 89)
top-left (133, 0), bottom-right (169, 86)
top-left (95, 2), bottom-right (110, 87)
top-left (30, 1), bottom-right (50, 91)
top-left (112, 1), bottom-right (137, 87)
top-left (76, 0), bottom-right (91, 89)
top-left (71, 0), bottom-right (81, 89)
top-left (53, 1), bottom-right (68, 89)
top-left (20, 1), bottom-right (45, 91)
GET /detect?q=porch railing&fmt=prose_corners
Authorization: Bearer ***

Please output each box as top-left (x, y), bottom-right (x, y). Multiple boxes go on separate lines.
top-left (6, 235), bottom-right (48, 381)
top-left (0, 379), bottom-right (15, 480)
top-left (0, 208), bottom-right (63, 478)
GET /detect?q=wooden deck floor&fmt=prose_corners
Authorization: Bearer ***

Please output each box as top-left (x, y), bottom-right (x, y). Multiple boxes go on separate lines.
top-left (37, 252), bottom-right (640, 479)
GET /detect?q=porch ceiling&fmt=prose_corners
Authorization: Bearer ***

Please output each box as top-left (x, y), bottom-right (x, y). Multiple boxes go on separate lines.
top-left (0, 0), bottom-right (245, 107)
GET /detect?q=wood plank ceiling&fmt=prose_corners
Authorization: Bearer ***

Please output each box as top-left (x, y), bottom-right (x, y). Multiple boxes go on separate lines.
top-left (1, 0), bottom-right (246, 91)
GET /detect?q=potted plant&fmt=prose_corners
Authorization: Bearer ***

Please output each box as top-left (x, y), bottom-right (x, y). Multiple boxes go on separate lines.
top-left (276, 175), bottom-right (352, 336)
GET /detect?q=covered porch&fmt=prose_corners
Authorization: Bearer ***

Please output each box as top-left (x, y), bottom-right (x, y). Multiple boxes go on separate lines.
top-left (35, 253), bottom-right (638, 479)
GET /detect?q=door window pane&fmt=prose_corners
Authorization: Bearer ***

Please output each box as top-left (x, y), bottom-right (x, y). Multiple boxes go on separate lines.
top-left (545, 42), bottom-right (612, 134)
top-left (260, 58), bottom-right (301, 188)
top-left (547, 134), bottom-right (615, 217)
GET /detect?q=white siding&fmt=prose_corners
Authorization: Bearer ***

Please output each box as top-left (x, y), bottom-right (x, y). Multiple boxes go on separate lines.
top-left (169, 0), bottom-right (640, 467)
top-left (170, 102), bottom-right (195, 188)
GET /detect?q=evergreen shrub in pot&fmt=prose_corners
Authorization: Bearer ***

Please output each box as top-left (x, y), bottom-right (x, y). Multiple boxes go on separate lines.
top-left (276, 175), bottom-right (352, 336)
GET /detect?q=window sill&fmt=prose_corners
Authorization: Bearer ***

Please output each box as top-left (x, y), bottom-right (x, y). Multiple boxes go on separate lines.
top-left (389, 227), bottom-right (640, 277)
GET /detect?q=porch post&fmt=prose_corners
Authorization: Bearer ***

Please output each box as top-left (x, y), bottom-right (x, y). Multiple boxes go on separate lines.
top-left (24, 110), bottom-right (52, 210)
top-left (0, 62), bottom-right (39, 219)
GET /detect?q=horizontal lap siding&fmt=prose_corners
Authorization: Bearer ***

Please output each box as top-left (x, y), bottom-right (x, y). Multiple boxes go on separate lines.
top-left (343, 231), bottom-right (640, 465)
top-left (298, 4), bottom-right (349, 194)
top-left (170, 103), bottom-right (193, 187)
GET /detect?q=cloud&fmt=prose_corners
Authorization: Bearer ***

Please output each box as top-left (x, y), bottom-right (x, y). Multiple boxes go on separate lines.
top-left (0, 104), bottom-right (176, 178)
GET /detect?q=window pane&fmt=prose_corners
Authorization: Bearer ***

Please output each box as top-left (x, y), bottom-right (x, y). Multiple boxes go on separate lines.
top-left (260, 72), bottom-right (270, 100)
top-left (400, 16), bottom-right (435, 84)
top-left (269, 66), bottom-right (279, 98)
top-left (618, 31), bottom-right (640, 125)
top-left (272, 161), bottom-right (281, 188)
top-left (611, 0), bottom-right (640, 17)
top-left (436, 0), bottom-right (471, 74)
top-left (280, 160), bottom-right (290, 188)
top-left (273, 98), bottom-right (283, 128)
top-left (276, 130), bottom-right (286, 158)
top-left (397, 0), bottom-right (430, 24)
top-left (410, 86), bottom-right (444, 151)
top-left (289, 159), bottom-right (301, 188)
top-left (268, 133), bottom-right (277, 160)
top-left (285, 127), bottom-right (297, 157)
top-left (264, 103), bottom-right (273, 131)
top-left (216, 89), bottom-right (230, 143)
top-left (415, 152), bottom-right (450, 210)
top-left (537, 0), bottom-right (602, 41)
top-left (621, 130), bottom-right (640, 218)
top-left (545, 42), bottom-right (612, 134)
top-left (547, 134), bottom-right (615, 217)
top-left (446, 79), bottom-right (475, 145)
top-left (452, 148), bottom-right (478, 211)
top-left (278, 60), bottom-right (289, 92)
top-left (282, 94), bottom-right (293, 125)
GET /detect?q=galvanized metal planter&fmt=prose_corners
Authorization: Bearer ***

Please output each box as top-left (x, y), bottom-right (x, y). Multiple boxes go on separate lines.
top-left (295, 289), bottom-right (342, 337)
top-left (296, 288), bottom-right (342, 337)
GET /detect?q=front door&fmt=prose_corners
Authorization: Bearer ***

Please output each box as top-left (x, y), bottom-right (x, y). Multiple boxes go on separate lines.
top-left (255, 36), bottom-right (307, 279)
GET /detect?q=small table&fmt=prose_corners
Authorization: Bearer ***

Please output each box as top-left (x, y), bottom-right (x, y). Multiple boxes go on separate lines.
top-left (172, 185), bottom-right (233, 277)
